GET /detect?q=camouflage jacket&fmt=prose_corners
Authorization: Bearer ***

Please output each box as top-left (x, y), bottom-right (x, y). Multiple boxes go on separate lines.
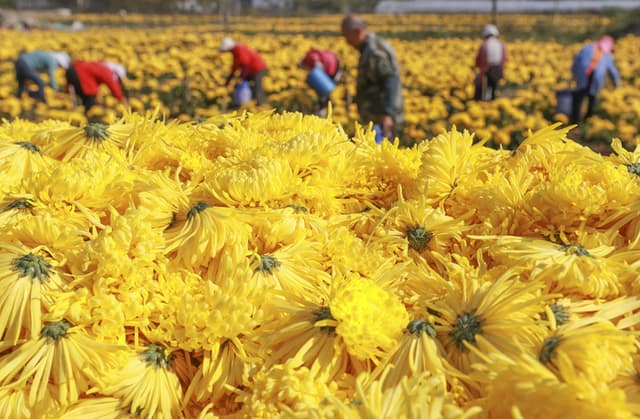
top-left (355, 33), bottom-right (404, 125)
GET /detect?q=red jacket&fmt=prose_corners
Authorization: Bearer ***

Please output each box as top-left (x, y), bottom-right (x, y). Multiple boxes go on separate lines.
top-left (302, 49), bottom-right (339, 78)
top-left (230, 44), bottom-right (267, 79)
top-left (70, 60), bottom-right (124, 101)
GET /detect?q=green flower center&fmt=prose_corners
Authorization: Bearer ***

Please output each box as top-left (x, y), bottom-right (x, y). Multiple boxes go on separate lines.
top-left (406, 319), bottom-right (437, 338)
top-left (560, 244), bottom-right (592, 257)
top-left (450, 311), bottom-right (482, 351)
top-left (406, 226), bottom-right (433, 252)
top-left (41, 320), bottom-right (71, 341)
top-left (4, 199), bottom-right (35, 211)
top-left (84, 122), bottom-right (109, 141)
top-left (548, 303), bottom-right (570, 326)
top-left (313, 306), bottom-right (336, 334)
top-left (142, 344), bottom-right (173, 369)
top-left (255, 254), bottom-right (280, 274)
top-left (626, 163), bottom-right (640, 176)
top-left (539, 335), bottom-right (561, 364)
top-left (187, 202), bottom-right (209, 220)
top-left (13, 253), bottom-right (51, 282)
top-left (286, 204), bottom-right (308, 213)
top-left (14, 141), bottom-right (41, 153)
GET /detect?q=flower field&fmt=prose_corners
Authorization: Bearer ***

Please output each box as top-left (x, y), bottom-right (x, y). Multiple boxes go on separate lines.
top-left (2, 108), bottom-right (640, 417)
top-left (1, 13), bottom-right (639, 148)
top-left (2, 12), bottom-right (640, 419)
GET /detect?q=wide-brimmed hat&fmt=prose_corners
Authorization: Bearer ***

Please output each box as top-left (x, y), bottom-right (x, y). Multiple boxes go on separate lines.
top-left (220, 37), bottom-right (236, 52)
top-left (50, 52), bottom-right (71, 69)
top-left (105, 62), bottom-right (126, 80)
top-left (482, 24), bottom-right (499, 38)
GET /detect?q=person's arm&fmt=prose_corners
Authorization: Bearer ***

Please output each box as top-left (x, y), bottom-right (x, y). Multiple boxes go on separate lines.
top-left (381, 73), bottom-right (399, 118)
top-left (607, 56), bottom-right (621, 87)
top-left (224, 50), bottom-right (240, 85)
top-left (501, 42), bottom-right (507, 66)
top-left (224, 67), bottom-right (237, 86)
top-left (370, 51), bottom-right (398, 134)
top-left (475, 43), bottom-right (486, 69)
top-left (47, 58), bottom-right (58, 90)
top-left (101, 71), bottom-right (125, 101)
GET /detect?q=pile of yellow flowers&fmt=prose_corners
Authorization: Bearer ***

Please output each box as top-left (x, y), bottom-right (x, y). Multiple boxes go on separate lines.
top-left (2, 109), bottom-right (640, 418)
top-left (1, 13), bottom-right (639, 148)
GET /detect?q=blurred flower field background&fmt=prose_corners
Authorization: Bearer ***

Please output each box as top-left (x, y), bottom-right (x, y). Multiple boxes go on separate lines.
top-left (1, 11), bottom-right (639, 149)
top-left (3, 10), bottom-right (640, 419)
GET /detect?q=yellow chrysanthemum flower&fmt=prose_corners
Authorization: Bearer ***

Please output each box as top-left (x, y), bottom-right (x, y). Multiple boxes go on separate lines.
top-left (173, 267), bottom-right (263, 351)
top-left (164, 202), bottom-right (251, 269)
top-left (234, 360), bottom-right (345, 418)
top-left (476, 234), bottom-right (627, 298)
top-left (369, 318), bottom-right (447, 391)
top-left (0, 320), bottom-right (125, 407)
top-left (370, 192), bottom-right (471, 271)
top-left (260, 288), bottom-right (355, 382)
top-left (426, 267), bottom-right (548, 373)
top-left (58, 397), bottom-right (135, 419)
top-left (0, 139), bottom-right (55, 191)
top-left (39, 122), bottom-right (132, 162)
top-left (471, 344), bottom-right (640, 419)
top-left (0, 386), bottom-right (60, 419)
top-left (92, 344), bottom-right (183, 419)
top-left (182, 338), bottom-right (251, 409)
top-left (325, 371), bottom-right (481, 419)
top-left (330, 276), bottom-right (409, 362)
top-left (537, 318), bottom-right (635, 385)
top-left (0, 243), bottom-right (66, 346)
top-left (416, 126), bottom-right (495, 204)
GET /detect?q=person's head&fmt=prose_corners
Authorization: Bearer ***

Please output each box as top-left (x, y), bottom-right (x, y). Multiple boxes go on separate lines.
top-left (50, 52), bottom-right (71, 70)
top-left (598, 35), bottom-right (614, 54)
top-left (105, 62), bottom-right (127, 80)
top-left (482, 24), bottom-right (499, 39)
top-left (220, 37), bottom-right (236, 52)
top-left (341, 14), bottom-right (368, 49)
top-left (298, 49), bottom-right (318, 71)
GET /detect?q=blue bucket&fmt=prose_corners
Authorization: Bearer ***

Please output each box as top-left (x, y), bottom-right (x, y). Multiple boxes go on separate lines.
top-left (233, 81), bottom-right (252, 105)
top-left (555, 89), bottom-right (574, 115)
top-left (306, 66), bottom-right (336, 97)
top-left (373, 124), bottom-right (384, 144)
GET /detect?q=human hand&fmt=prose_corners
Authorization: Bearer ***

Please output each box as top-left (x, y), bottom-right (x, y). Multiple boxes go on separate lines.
top-left (380, 114), bottom-right (394, 138)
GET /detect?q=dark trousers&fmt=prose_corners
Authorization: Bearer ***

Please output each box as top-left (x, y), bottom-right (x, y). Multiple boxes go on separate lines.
top-left (65, 66), bottom-right (96, 112)
top-left (15, 57), bottom-right (46, 103)
top-left (247, 69), bottom-right (266, 106)
top-left (570, 75), bottom-right (596, 124)
top-left (474, 65), bottom-right (503, 101)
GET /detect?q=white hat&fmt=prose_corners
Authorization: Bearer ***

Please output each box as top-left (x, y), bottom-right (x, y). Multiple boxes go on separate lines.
top-left (220, 37), bottom-right (236, 52)
top-left (482, 24), bottom-right (499, 38)
top-left (105, 62), bottom-right (127, 80)
top-left (50, 52), bottom-right (71, 69)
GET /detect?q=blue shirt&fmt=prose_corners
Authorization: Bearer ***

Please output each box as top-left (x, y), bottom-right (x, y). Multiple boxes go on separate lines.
top-left (571, 43), bottom-right (620, 96)
top-left (19, 51), bottom-right (59, 89)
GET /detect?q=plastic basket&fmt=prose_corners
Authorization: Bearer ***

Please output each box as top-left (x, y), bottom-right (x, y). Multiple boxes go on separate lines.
top-left (233, 81), bottom-right (252, 105)
top-left (306, 66), bottom-right (336, 97)
top-left (555, 89), bottom-right (574, 115)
